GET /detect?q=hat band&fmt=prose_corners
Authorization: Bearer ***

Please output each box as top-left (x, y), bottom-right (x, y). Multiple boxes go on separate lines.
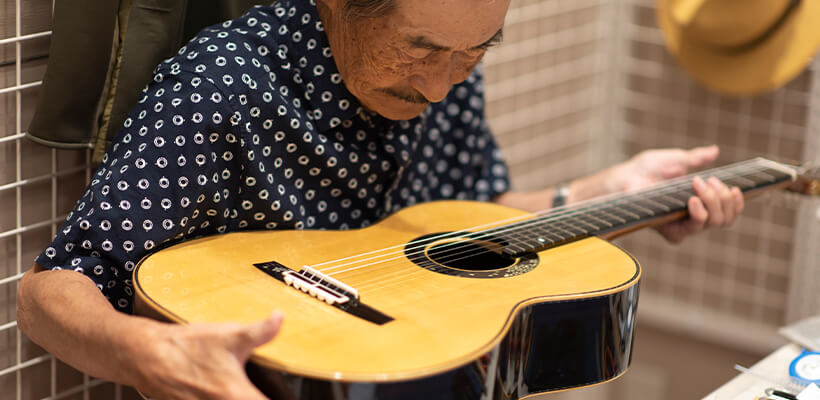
top-left (728, 0), bottom-right (801, 53)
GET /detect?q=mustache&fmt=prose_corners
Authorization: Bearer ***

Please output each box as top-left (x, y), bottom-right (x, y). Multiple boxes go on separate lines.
top-left (377, 88), bottom-right (430, 104)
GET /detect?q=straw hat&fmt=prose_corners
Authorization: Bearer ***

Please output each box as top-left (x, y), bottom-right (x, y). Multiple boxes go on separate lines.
top-left (657, 0), bottom-right (820, 96)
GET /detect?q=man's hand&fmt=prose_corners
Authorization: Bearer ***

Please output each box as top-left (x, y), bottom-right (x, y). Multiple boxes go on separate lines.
top-left (135, 313), bottom-right (283, 400)
top-left (605, 145), bottom-right (744, 243)
top-left (18, 267), bottom-right (287, 400)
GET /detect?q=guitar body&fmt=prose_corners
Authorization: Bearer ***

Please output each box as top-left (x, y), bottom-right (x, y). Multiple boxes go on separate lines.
top-left (134, 200), bottom-right (640, 399)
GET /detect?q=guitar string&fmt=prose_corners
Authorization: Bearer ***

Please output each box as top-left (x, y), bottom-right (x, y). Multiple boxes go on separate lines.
top-left (345, 166), bottom-right (773, 295)
top-left (345, 164), bottom-right (781, 293)
top-left (304, 159), bottom-right (756, 273)
top-left (321, 161), bottom-right (774, 288)
top-left (311, 162), bottom-right (777, 292)
top-left (312, 159), bottom-right (764, 275)
top-left (320, 159), bottom-right (771, 277)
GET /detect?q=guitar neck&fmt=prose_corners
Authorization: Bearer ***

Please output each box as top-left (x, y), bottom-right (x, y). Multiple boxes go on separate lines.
top-left (492, 158), bottom-right (796, 258)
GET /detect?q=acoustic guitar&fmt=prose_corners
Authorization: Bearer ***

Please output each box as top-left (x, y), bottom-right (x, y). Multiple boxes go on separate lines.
top-left (133, 157), bottom-right (817, 400)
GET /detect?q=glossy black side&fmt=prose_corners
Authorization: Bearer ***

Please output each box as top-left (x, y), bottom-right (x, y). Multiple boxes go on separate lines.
top-left (247, 284), bottom-right (640, 400)
top-left (494, 283), bottom-right (639, 398)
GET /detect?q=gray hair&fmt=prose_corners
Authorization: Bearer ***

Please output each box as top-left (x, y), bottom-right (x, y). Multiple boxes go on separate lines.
top-left (343, 0), bottom-right (396, 19)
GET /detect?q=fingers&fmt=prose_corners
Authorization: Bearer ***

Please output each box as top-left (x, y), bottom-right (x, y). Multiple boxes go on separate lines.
top-left (227, 312), bottom-right (284, 360)
top-left (684, 145), bottom-right (719, 169)
top-left (696, 176), bottom-right (742, 227)
top-left (694, 176), bottom-right (725, 226)
top-left (138, 319), bottom-right (279, 400)
top-left (656, 196), bottom-right (706, 243)
top-left (223, 378), bottom-right (270, 400)
top-left (655, 175), bottom-right (744, 243)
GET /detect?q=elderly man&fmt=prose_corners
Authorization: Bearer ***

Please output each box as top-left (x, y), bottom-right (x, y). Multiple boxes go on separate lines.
top-left (17, 0), bottom-right (742, 398)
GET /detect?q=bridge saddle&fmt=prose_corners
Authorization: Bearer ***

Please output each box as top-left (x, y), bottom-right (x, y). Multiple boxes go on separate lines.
top-left (283, 266), bottom-right (359, 306)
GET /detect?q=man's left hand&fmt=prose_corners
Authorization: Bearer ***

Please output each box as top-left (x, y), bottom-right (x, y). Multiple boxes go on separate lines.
top-left (607, 145), bottom-right (744, 243)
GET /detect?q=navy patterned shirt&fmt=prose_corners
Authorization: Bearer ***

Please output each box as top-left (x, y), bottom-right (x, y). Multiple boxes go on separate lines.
top-left (36, 0), bottom-right (510, 312)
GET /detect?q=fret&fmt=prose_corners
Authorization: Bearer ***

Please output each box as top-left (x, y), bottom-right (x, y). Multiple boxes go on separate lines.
top-left (609, 205), bottom-right (642, 220)
top-left (581, 213), bottom-right (615, 229)
top-left (506, 228), bottom-right (546, 250)
top-left (722, 175), bottom-right (757, 189)
top-left (641, 198), bottom-right (672, 213)
top-left (631, 199), bottom-right (669, 215)
top-left (491, 159), bottom-right (798, 259)
top-left (618, 202), bottom-right (656, 218)
top-left (509, 223), bottom-right (563, 245)
top-left (664, 190), bottom-right (694, 202)
top-left (746, 170), bottom-right (778, 184)
top-left (505, 227), bottom-right (540, 251)
top-left (528, 225), bottom-right (564, 245)
top-left (557, 217), bottom-right (591, 232)
top-left (547, 221), bottom-right (582, 239)
top-left (655, 194), bottom-right (687, 208)
top-left (504, 241), bottom-right (528, 255)
top-left (589, 210), bottom-right (627, 225)
top-left (529, 227), bottom-right (558, 246)
top-left (560, 221), bottom-right (589, 237)
top-left (603, 207), bottom-right (640, 226)
top-left (568, 216), bottom-right (603, 232)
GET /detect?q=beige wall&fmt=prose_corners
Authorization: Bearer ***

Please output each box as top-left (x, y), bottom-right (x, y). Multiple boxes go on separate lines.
top-left (1, 0), bottom-right (817, 399)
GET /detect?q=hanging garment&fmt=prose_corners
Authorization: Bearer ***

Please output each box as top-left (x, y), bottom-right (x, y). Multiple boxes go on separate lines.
top-left (27, 0), bottom-right (263, 162)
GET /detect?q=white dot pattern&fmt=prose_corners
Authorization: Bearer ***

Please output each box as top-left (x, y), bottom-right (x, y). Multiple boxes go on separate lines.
top-left (36, 0), bottom-right (510, 312)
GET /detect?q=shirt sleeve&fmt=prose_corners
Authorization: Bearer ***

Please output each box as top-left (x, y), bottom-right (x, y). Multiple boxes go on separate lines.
top-left (35, 68), bottom-right (244, 313)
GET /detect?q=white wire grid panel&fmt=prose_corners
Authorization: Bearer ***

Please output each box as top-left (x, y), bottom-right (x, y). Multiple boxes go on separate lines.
top-left (484, 0), bottom-right (616, 189)
top-left (609, 0), bottom-right (817, 353)
top-left (785, 60), bottom-right (820, 323)
top-left (0, 0), bottom-right (139, 398)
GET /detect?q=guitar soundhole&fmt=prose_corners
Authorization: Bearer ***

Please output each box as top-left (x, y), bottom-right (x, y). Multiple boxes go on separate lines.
top-left (405, 233), bottom-right (539, 278)
top-left (427, 241), bottom-right (514, 271)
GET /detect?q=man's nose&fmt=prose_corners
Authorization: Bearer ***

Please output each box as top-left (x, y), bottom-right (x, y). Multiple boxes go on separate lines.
top-left (410, 54), bottom-right (459, 103)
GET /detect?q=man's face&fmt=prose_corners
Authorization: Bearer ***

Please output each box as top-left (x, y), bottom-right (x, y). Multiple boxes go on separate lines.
top-left (318, 0), bottom-right (510, 120)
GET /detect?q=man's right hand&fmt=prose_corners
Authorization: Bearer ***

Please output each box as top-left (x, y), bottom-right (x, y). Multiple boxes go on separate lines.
top-left (135, 313), bottom-right (283, 400)
top-left (17, 267), bottom-right (283, 400)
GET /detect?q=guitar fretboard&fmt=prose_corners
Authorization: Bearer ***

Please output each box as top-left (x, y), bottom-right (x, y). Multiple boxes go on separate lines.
top-left (482, 158), bottom-right (795, 258)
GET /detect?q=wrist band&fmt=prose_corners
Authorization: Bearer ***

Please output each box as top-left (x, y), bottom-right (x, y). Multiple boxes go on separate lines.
top-left (552, 182), bottom-right (570, 208)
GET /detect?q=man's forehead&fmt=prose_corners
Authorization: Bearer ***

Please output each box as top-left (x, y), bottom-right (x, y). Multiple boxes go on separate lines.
top-left (406, 28), bottom-right (504, 51)
top-left (390, 0), bottom-right (509, 49)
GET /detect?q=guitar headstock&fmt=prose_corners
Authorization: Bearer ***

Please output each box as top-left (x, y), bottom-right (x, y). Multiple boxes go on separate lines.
top-left (787, 163), bottom-right (820, 196)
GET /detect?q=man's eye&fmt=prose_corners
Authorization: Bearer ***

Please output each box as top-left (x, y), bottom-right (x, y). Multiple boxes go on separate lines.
top-left (469, 47), bottom-right (487, 55)
top-left (405, 48), bottom-right (432, 59)
top-left (460, 48), bottom-right (486, 59)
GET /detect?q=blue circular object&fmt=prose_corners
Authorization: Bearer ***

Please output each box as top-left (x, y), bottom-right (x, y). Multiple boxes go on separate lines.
top-left (789, 350), bottom-right (820, 387)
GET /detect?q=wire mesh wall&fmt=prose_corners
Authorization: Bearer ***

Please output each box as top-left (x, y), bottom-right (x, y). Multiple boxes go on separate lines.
top-left (610, 0), bottom-right (816, 353)
top-left (484, 0), bottom-right (616, 189)
top-left (0, 0), bottom-right (818, 399)
top-left (785, 60), bottom-right (820, 323)
top-left (0, 0), bottom-right (130, 398)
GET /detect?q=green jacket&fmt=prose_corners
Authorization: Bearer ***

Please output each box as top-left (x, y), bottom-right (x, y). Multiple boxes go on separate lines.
top-left (28, 0), bottom-right (263, 161)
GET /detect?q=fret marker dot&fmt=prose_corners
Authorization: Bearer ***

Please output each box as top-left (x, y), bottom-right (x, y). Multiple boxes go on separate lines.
top-left (537, 237), bottom-right (545, 243)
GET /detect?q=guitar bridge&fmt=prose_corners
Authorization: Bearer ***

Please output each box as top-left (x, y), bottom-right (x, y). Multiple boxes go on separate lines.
top-left (253, 261), bottom-right (393, 325)
top-left (283, 266), bottom-right (359, 306)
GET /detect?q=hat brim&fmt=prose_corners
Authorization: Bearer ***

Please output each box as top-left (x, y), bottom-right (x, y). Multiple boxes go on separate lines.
top-left (657, 0), bottom-right (820, 96)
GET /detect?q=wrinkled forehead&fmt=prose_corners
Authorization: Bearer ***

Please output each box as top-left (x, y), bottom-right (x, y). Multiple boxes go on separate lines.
top-left (389, 0), bottom-right (510, 48)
